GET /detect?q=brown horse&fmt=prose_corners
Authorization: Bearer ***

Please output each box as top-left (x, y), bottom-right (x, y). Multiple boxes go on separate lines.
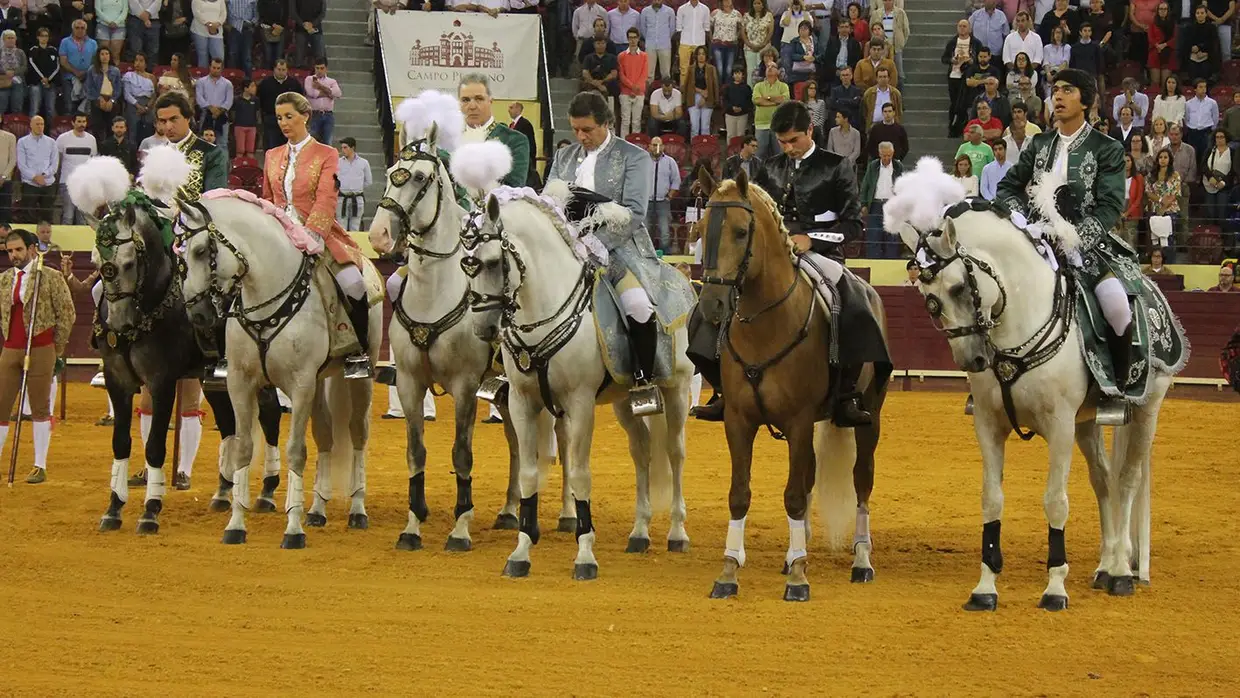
top-left (695, 169), bottom-right (889, 602)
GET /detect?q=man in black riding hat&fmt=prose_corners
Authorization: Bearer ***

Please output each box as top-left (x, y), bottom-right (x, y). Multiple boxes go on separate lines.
top-left (688, 100), bottom-right (890, 428)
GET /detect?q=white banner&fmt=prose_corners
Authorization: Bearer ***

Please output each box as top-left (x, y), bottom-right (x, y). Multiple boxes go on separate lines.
top-left (378, 12), bottom-right (541, 101)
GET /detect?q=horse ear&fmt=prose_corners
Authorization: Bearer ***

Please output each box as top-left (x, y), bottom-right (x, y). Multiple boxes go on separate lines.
top-left (735, 167), bottom-right (748, 199)
top-left (486, 194), bottom-right (500, 223)
top-left (426, 122), bottom-right (440, 150)
top-left (940, 216), bottom-right (958, 250)
top-left (697, 166), bottom-right (718, 195)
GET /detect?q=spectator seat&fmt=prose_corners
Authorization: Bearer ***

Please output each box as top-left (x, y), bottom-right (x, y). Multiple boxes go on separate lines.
top-left (2, 113), bottom-right (30, 138)
top-left (662, 133), bottom-right (687, 165)
top-left (727, 136), bottom-right (744, 156)
top-left (1109, 60), bottom-right (1144, 87)
top-left (690, 134), bottom-right (720, 168)
top-left (232, 155), bottom-right (259, 170)
top-left (1189, 225), bottom-right (1223, 265)
top-left (1223, 59), bottom-right (1240, 86)
top-left (625, 132), bottom-right (651, 147)
top-left (232, 165), bottom-right (264, 196)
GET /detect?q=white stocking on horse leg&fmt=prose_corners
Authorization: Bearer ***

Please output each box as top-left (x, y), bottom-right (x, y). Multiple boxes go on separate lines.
top-left (664, 373), bottom-right (692, 552)
top-left (852, 504), bottom-right (874, 583)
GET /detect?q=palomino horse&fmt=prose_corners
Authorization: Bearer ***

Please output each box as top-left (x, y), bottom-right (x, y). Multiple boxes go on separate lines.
top-left (459, 185), bottom-right (694, 580)
top-left (176, 187), bottom-right (382, 549)
top-left (884, 158), bottom-right (1183, 610)
top-left (367, 126), bottom-right (565, 551)
top-left (66, 155), bottom-right (281, 534)
top-left (695, 170), bottom-right (888, 601)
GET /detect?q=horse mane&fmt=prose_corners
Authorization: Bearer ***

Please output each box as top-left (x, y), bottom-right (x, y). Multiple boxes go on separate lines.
top-left (199, 189), bottom-right (325, 255)
top-left (945, 208), bottom-right (1036, 264)
top-left (716, 179), bottom-right (796, 257)
top-left (492, 186), bottom-right (608, 266)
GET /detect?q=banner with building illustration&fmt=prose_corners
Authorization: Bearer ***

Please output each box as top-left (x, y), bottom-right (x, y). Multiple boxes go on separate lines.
top-left (377, 12), bottom-right (541, 101)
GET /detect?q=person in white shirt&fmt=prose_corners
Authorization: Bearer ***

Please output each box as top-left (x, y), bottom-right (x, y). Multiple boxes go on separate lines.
top-left (979, 139), bottom-right (1012, 200)
top-left (860, 140), bottom-right (902, 258)
top-left (55, 114), bottom-right (98, 224)
top-left (336, 137), bottom-right (372, 231)
top-left (646, 81), bottom-right (686, 137)
top-left (1003, 10), bottom-right (1044, 68)
top-left (676, 0), bottom-right (711, 77)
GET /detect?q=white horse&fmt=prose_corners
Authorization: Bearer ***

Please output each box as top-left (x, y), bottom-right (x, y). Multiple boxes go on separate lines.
top-left (884, 158), bottom-right (1184, 611)
top-left (368, 123), bottom-right (566, 551)
top-left (174, 186), bottom-right (381, 548)
top-left (459, 182), bottom-right (694, 580)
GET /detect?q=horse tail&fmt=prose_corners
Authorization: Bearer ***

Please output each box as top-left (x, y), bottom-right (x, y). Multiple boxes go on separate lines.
top-left (325, 376), bottom-right (357, 496)
top-left (813, 421), bottom-right (858, 551)
top-left (645, 414), bottom-right (673, 513)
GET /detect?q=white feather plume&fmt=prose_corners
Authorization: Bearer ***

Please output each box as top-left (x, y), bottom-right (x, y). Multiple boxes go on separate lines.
top-left (541, 179), bottom-right (572, 209)
top-left (588, 201), bottom-right (631, 230)
top-left (882, 156), bottom-right (967, 249)
top-left (1028, 169), bottom-right (1082, 250)
top-left (403, 90), bottom-right (466, 152)
top-left (65, 156), bottom-right (132, 215)
top-left (450, 141), bottom-right (514, 192)
top-left (138, 145), bottom-right (193, 203)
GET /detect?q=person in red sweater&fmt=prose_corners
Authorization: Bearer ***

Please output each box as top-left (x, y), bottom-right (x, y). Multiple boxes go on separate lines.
top-left (965, 99), bottom-right (1003, 141)
top-left (617, 27), bottom-right (649, 136)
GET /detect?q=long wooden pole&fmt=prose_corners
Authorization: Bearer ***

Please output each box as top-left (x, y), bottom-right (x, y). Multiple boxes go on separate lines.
top-left (8, 253), bottom-right (46, 487)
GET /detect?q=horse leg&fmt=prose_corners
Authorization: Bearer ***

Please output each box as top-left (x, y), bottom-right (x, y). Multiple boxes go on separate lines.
top-left (1037, 422), bottom-right (1076, 611)
top-left (222, 387), bottom-right (258, 545)
top-left (963, 411), bottom-right (1010, 611)
top-left (612, 399), bottom-right (653, 553)
top-left (1109, 398), bottom-right (1164, 594)
top-left (852, 413), bottom-right (881, 583)
top-left (501, 389), bottom-right (544, 577)
top-left (256, 387), bottom-right (283, 512)
top-left (306, 381), bottom-right (334, 528)
top-left (492, 400), bottom-right (520, 530)
top-left (345, 377), bottom-right (372, 530)
top-left (136, 379), bottom-right (176, 535)
top-left (565, 399), bottom-right (600, 581)
top-left (203, 388), bottom-right (237, 513)
top-left (782, 417), bottom-right (817, 602)
top-left (445, 376), bottom-right (479, 551)
top-left (1076, 422), bottom-right (1117, 590)
top-left (663, 375), bottom-right (691, 552)
top-left (99, 380), bottom-right (134, 532)
top-left (710, 411), bottom-right (758, 599)
top-left (539, 410), bottom-right (574, 533)
top-left (394, 369), bottom-right (429, 550)
top-left (279, 384), bottom-right (316, 549)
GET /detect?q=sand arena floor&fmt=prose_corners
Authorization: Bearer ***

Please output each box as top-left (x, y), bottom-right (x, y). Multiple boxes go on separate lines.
top-left (0, 385), bottom-right (1237, 696)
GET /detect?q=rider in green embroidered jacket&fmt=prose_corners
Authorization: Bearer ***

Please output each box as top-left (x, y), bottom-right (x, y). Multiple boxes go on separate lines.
top-left (995, 67), bottom-right (1139, 408)
top-left (458, 74), bottom-right (531, 189)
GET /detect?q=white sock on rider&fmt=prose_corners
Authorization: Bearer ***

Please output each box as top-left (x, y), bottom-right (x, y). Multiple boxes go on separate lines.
top-left (424, 390), bottom-right (436, 418)
top-left (335, 266), bottom-right (366, 300)
top-left (386, 385), bottom-right (404, 416)
top-left (178, 414), bottom-right (203, 476)
top-left (386, 270), bottom-right (404, 303)
top-left (690, 372), bottom-right (703, 406)
top-left (139, 412), bottom-right (152, 447)
top-left (619, 288), bottom-right (655, 323)
top-left (31, 420), bottom-right (51, 470)
top-left (1095, 277), bottom-right (1132, 336)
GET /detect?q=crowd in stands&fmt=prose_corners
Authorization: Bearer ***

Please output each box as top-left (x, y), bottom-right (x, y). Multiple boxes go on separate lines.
top-left (949, 0), bottom-right (1240, 266)
top-left (0, 1), bottom-right (346, 225)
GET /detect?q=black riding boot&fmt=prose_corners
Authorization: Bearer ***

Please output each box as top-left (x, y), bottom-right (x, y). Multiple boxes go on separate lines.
top-left (345, 293), bottom-right (373, 380)
top-left (832, 363), bottom-right (873, 427)
top-left (628, 318), bottom-right (663, 416)
top-left (692, 391), bottom-right (725, 421)
top-left (1097, 324), bottom-right (1134, 426)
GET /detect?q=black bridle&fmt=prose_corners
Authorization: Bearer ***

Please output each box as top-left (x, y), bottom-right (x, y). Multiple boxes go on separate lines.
top-left (376, 139), bottom-right (462, 260)
top-left (460, 208), bottom-right (595, 418)
top-left (914, 213), bottom-right (1077, 441)
top-left (94, 204), bottom-right (182, 346)
top-left (700, 197), bottom-right (814, 441)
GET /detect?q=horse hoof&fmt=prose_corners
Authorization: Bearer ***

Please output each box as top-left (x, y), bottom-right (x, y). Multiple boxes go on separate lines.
top-left (254, 498), bottom-right (277, 514)
top-left (502, 559), bottom-right (531, 578)
top-left (851, 567), bottom-right (875, 583)
top-left (783, 584), bottom-right (810, 602)
top-left (208, 498), bottom-right (231, 513)
top-left (221, 529), bottom-right (247, 545)
top-left (667, 539), bottom-right (690, 553)
top-left (557, 517), bottom-right (577, 533)
top-left (572, 563), bottom-right (598, 581)
top-left (395, 533), bottom-right (423, 551)
top-left (347, 514), bottom-right (369, 530)
top-left (963, 593), bottom-right (998, 612)
top-left (1108, 575), bottom-right (1135, 597)
top-left (305, 513), bottom-right (327, 528)
top-left (1092, 571), bottom-right (1111, 590)
top-left (98, 516), bottom-right (122, 532)
top-left (444, 536), bottom-right (472, 552)
top-left (136, 519), bottom-right (159, 535)
top-left (280, 533), bottom-right (306, 549)
top-left (625, 537), bottom-right (650, 553)
top-left (1038, 594), bottom-right (1069, 611)
top-left (492, 513), bottom-right (519, 530)
top-left (710, 582), bottom-right (739, 599)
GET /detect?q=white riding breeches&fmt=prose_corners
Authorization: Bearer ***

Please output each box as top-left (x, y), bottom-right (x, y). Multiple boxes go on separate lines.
top-left (1095, 276), bottom-right (1132, 335)
top-left (386, 271), bottom-right (403, 303)
top-left (620, 287), bottom-right (654, 324)
top-left (336, 264), bottom-right (366, 300)
top-left (91, 279), bottom-right (103, 306)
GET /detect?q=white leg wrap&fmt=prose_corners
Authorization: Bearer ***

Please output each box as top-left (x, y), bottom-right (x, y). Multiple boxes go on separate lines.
top-left (263, 444), bottom-right (281, 477)
top-left (91, 279), bottom-right (103, 306)
top-left (1095, 277), bottom-right (1132, 335)
top-left (387, 385), bottom-right (403, 416)
top-left (107, 395), bottom-right (115, 418)
top-left (350, 450), bottom-right (366, 498)
top-left (725, 517), bottom-right (747, 567)
top-left (489, 402), bottom-right (502, 420)
top-left (144, 465), bottom-right (166, 500)
top-left (853, 504), bottom-right (871, 552)
top-left (217, 435), bottom-right (234, 475)
top-left (386, 271), bottom-right (404, 302)
top-left (31, 420), bottom-right (51, 469)
top-left (139, 412), bottom-right (152, 447)
top-left (177, 414), bottom-right (202, 476)
top-left (335, 265), bottom-right (366, 300)
top-left (285, 470), bottom-right (304, 514)
top-left (620, 288), bottom-right (655, 323)
top-left (111, 458), bottom-right (130, 503)
top-left (786, 516), bottom-right (808, 566)
top-left (423, 389), bottom-right (436, 418)
top-left (232, 465), bottom-right (251, 511)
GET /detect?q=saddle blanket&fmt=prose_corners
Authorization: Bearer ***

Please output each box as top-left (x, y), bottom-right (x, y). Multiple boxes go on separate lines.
top-left (1077, 274), bottom-right (1189, 403)
top-left (312, 256), bottom-right (383, 359)
top-left (593, 272), bottom-right (680, 386)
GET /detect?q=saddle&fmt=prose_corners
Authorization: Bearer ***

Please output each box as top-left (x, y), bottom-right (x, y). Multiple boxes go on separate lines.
top-left (312, 256), bottom-right (383, 359)
top-left (592, 271), bottom-right (680, 386)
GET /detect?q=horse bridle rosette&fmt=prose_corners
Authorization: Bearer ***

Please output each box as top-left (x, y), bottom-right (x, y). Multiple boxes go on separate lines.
top-left (377, 139), bottom-right (461, 259)
top-left (915, 233), bottom-right (1008, 339)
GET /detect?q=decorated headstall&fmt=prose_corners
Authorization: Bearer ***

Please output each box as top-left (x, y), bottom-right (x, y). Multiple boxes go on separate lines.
top-left (912, 201), bottom-right (1009, 340)
top-left (175, 199), bottom-right (252, 307)
top-left (460, 209), bottom-right (526, 318)
top-left (377, 139), bottom-right (460, 254)
top-left (95, 190), bottom-right (175, 303)
top-left (700, 198), bottom-right (756, 291)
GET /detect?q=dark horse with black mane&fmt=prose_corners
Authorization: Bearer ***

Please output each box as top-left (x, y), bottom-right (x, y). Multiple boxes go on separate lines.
top-left (68, 156), bottom-right (281, 534)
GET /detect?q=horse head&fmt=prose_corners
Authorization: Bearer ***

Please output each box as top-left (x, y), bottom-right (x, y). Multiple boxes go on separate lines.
top-left (460, 193), bottom-right (518, 343)
top-left (370, 123), bottom-right (455, 258)
top-left (697, 168), bottom-right (785, 324)
top-left (177, 200), bottom-right (249, 330)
